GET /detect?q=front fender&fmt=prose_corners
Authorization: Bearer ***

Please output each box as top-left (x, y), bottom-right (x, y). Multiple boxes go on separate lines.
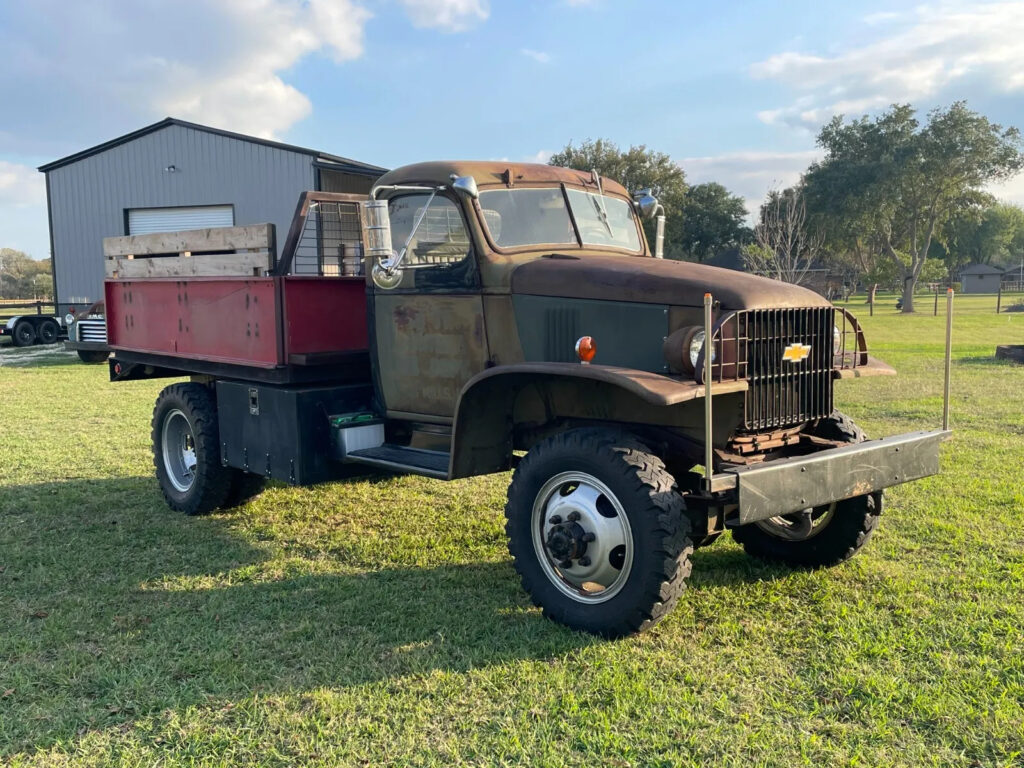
top-left (450, 363), bottom-right (748, 479)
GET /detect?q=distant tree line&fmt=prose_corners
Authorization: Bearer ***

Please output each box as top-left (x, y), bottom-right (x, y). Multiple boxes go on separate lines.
top-left (550, 101), bottom-right (1024, 313)
top-left (0, 249), bottom-right (53, 300)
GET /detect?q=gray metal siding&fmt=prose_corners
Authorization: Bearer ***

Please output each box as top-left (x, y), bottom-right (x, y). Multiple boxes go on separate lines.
top-left (47, 123), bottom-right (316, 307)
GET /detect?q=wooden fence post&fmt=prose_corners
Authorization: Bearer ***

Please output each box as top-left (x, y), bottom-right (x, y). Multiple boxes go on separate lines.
top-left (997, 285), bottom-right (1002, 314)
top-left (934, 286), bottom-right (939, 316)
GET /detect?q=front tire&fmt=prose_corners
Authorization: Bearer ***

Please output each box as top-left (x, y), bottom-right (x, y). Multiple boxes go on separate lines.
top-left (731, 411), bottom-right (883, 567)
top-left (77, 350), bottom-right (108, 364)
top-left (506, 429), bottom-right (693, 638)
top-left (152, 383), bottom-right (232, 515)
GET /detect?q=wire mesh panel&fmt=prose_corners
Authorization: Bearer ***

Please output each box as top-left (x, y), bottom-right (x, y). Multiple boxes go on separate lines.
top-left (289, 200), bottom-right (365, 276)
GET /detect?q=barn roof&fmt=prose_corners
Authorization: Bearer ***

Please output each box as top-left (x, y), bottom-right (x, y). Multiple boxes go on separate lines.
top-left (38, 117), bottom-right (387, 176)
top-left (960, 263), bottom-right (1004, 275)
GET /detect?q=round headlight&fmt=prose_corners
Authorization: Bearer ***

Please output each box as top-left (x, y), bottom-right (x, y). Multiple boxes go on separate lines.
top-left (833, 325), bottom-right (842, 355)
top-left (65, 313), bottom-right (75, 326)
top-left (688, 329), bottom-right (716, 369)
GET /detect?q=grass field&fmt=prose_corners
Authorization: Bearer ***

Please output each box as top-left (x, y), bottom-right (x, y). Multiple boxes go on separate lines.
top-left (1, 295), bottom-right (1023, 766)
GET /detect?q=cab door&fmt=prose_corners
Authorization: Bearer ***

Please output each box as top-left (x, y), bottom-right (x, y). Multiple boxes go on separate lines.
top-left (370, 193), bottom-right (488, 418)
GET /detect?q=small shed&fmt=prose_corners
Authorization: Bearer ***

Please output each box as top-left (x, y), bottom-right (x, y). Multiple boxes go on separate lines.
top-left (959, 263), bottom-right (1003, 294)
top-left (39, 118), bottom-right (387, 314)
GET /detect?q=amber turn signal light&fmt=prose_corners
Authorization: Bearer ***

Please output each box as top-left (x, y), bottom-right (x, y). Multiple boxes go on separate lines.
top-left (575, 336), bottom-right (596, 364)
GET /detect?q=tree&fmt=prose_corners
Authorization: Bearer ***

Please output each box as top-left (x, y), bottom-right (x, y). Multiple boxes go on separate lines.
top-left (549, 138), bottom-right (688, 255)
top-left (0, 249), bottom-right (52, 299)
top-left (804, 102), bottom-right (1023, 312)
top-left (940, 201), bottom-right (1024, 269)
top-left (743, 186), bottom-right (823, 285)
top-left (677, 183), bottom-right (751, 261)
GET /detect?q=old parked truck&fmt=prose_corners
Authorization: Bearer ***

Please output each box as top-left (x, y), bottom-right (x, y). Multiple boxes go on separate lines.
top-left (106, 161), bottom-right (950, 637)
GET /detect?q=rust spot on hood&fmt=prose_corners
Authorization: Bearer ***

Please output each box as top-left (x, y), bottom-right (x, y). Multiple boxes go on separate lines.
top-left (510, 253), bottom-right (831, 310)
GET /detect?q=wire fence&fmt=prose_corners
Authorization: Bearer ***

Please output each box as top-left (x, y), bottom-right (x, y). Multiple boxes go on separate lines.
top-left (837, 290), bottom-right (1024, 316)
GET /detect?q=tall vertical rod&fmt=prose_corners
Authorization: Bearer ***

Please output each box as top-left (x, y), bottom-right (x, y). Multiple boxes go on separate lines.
top-left (943, 288), bottom-right (954, 431)
top-left (703, 292), bottom-right (714, 491)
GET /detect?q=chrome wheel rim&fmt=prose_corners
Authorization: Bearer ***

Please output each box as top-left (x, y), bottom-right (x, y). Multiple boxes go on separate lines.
top-left (161, 409), bottom-right (197, 493)
top-left (531, 471), bottom-right (633, 604)
top-left (755, 502), bottom-right (836, 541)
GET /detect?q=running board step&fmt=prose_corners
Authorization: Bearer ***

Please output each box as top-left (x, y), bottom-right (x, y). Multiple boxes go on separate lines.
top-left (345, 445), bottom-right (450, 479)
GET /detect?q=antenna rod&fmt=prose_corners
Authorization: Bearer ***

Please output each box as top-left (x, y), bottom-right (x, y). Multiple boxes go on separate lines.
top-left (943, 288), bottom-right (954, 431)
top-left (703, 292), bottom-right (714, 491)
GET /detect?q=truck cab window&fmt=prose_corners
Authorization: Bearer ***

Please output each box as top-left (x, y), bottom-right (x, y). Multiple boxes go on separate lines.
top-left (389, 195), bottom-right (471, 266)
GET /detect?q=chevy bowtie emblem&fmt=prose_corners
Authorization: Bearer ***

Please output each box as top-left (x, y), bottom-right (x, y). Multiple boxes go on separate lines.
top-left (782, 343), bottom-right (811, 363)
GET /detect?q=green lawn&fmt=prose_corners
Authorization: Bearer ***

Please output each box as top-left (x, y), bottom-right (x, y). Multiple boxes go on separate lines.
top-left (1, 295), bottom-right (1023, 767)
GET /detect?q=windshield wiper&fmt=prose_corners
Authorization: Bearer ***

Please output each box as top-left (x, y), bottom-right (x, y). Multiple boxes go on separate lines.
top-left (590, 169), bottom-right (614, 238)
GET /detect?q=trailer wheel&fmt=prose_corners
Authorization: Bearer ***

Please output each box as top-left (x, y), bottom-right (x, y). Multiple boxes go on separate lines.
top-left (77, 350), bottom-right (108, 364)
top-left (505, 429), bottom-right (693, 638)
top-left (37, 319), bottom-right (59, 344)
top-left (731, 411), bottom-right (883, 568)
top-left (222, 471), bottom-right (267, 509)
top-left (12, 320), bottom-right (36, 347)
top-left (152, 383), bottom-right (232, 515)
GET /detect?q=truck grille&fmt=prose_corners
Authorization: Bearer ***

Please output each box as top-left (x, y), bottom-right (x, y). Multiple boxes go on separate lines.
top-left (713, 307), bottom-right (834, 431)
top-left (77, 318), bottom-right (108, 343)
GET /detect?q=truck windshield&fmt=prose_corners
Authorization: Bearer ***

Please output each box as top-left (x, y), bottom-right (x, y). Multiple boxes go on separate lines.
top-left (478, 187), bottom-right (641, 252)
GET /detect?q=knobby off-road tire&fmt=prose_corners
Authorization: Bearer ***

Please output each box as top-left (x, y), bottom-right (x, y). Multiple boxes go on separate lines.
top-left (152, 383), bottom-right (232, 516)
top-left (506, 429), bottom-right (693, 638)
top-left (731, 410), bottom-right (883, 568)
top-left (77, 350), bottom-right (108, 364)
top-left (221, 471), bottom-right (267, 509)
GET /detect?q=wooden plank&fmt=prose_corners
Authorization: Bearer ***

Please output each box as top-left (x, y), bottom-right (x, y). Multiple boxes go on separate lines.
top-left (103, 224), bottom-right (275, 258)
top-left (106, 251), bottom-right (273, 278)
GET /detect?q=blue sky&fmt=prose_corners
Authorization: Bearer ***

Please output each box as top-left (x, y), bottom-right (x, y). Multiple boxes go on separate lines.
top-left (2, 0), bottom-right (1024, 260)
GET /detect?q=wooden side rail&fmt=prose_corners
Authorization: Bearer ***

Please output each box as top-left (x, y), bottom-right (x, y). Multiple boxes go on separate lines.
top-left (104, 224), bottom-right (277, 278)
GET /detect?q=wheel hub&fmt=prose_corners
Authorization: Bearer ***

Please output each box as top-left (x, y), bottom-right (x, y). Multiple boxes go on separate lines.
top-left (545, 521), bottom-right (589, 562)
top-left (531, 472), bottom-right (633, 603)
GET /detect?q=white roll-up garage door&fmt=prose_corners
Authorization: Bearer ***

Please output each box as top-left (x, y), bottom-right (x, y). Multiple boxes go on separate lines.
top-left (127, 205), bottom-right (234, 235)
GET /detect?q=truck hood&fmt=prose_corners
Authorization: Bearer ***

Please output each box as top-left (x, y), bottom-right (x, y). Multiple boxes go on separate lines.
top-left (510, 253), bottom-right (830, 310)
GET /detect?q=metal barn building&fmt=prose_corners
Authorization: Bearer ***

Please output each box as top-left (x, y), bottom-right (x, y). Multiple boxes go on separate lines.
top-left (39, 118), bottom-right (386, 314)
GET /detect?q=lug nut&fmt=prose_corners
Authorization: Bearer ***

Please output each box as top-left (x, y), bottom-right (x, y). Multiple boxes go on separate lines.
top-left (578, 556), bottom-right (591, 567)
top-left (549, 515), bottom-right (562, 525)
top-left (567, 511), bottom-right (581, 522)
top-left (582, 532), bottom-right (595, 542)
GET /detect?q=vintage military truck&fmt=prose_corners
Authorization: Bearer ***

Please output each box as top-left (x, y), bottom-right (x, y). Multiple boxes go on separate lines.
top-left (106, 161), bottom-right (950, 637)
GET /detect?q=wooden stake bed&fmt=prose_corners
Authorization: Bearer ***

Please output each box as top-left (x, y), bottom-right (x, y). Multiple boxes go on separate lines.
top-left (103, 213), bottom-right (370, 375)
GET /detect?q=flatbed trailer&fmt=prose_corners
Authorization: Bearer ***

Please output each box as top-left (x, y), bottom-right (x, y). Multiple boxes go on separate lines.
top-left (107, 167), bottom-right (951, 638)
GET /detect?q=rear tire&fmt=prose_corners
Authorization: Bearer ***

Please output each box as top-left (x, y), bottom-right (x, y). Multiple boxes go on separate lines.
top-left (37, 319), bottom-right (59, 344)
top-left (77, 350), bottom-right (108, 364)
top-left (731, 411), bottom-right (883, 567)
top-left (12, 321), bottom-right (36, 347)
top-left (506, 429), bottom-right (693, 638)
top-left (152, 383), bottom-right (232, 515)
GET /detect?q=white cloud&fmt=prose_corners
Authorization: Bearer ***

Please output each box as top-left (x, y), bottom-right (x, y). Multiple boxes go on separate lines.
top-left (520, 48), bottom-right (551, 64)
top-left (0, 162), bottom-right (46, 208)
top-left (681, 150), bottom-right (821, 218)
top-left (398, 0), bottom-right (489, 32)
top-left (524, 149), bottom-right (553, 164)
top-left (987, 173), bottom-right (1024, 207)
top-left (752, 2), bottom-right (1024, 131)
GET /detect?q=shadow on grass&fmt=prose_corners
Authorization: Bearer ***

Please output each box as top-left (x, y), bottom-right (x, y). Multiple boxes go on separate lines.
top-left (0, 474), bottom-right (795, 755)
top-left (958, 354), bottom-right (1023, 367)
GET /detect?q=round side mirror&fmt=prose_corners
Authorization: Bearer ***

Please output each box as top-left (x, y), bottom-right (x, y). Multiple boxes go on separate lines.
top-left (633, 188), bottom-right (660, 219)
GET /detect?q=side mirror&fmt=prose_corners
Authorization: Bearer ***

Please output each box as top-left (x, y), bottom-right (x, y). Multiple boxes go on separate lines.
top-left (362, 199), bottom-right (403, 289)
top-left (451, 175), bottom-right (479, 200)
top-left (633, 188), bottom-right (660, 219)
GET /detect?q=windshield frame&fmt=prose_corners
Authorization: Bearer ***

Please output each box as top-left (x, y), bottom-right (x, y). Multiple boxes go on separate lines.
top-left (474, 182), bottom-right (647, 257)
